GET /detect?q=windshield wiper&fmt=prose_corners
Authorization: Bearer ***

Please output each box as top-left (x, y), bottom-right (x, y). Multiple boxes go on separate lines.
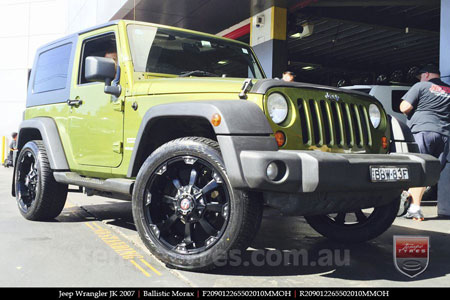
top-left (179, 70), bottom-right (218, 77)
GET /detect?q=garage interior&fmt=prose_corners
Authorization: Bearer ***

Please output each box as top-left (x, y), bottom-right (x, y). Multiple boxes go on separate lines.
top-left (120, 0), bottom-right (441, 87)
top-left (285, 0), bottom-right (441, 86)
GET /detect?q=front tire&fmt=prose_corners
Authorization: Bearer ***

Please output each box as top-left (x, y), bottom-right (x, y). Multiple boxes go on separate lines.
top-left (132, 137), bottom-right (263, 271)
top-left (15, 140), bottom-right (68, 220)
top-left (305, 197), bottom-right (400, 243)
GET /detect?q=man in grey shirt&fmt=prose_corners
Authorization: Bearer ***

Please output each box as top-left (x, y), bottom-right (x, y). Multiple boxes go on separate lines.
top-left (400, 64), bottom-right (450, 220)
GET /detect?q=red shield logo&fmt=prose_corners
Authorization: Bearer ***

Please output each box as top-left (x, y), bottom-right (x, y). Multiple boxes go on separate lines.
top-left (394, 236), bottom-right (429, 278)
top-left (180, 199), bottom-right (190, 210)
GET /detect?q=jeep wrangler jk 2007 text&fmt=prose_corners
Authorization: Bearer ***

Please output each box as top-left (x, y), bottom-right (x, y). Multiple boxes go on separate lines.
top-left (12, 20), bottom-right (440, 271)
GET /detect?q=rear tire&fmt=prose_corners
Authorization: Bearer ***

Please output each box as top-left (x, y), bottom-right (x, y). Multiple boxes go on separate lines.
top-left (305, 198), bottom-right (400, 243)
top-left (15, 140), bottom-right (68, 221)
top-left (132, 137), bottom-right (263, 271)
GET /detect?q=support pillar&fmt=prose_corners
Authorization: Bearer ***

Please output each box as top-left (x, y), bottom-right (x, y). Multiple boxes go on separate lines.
top-left (438, 0), bottom-right (450, 216)
top-left (440, 0), bottom-right (450, 84)
top-left (250, 1), bottom-right (288, 79)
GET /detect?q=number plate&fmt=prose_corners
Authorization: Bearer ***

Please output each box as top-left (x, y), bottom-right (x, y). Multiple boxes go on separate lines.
top-left (370, 166), bottom-right (409, 182)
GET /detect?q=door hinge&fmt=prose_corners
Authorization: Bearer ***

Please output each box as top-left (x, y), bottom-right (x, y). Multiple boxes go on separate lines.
top-left (113, 141), bottom-right (123, 154)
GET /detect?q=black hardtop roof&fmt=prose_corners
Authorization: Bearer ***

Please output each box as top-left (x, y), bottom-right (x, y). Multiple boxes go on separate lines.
top-left (36, 20), bottom-right (120, 53)
top-left (36, 19), bottom-right (249, 54)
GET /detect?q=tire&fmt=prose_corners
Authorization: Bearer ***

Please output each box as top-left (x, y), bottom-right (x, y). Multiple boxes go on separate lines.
top-left (132, 137), bottom-right (263, 271)
top-left (305, 198), bottom-right (400, 243)
top-left (15, 140), bottom-right (68, 221)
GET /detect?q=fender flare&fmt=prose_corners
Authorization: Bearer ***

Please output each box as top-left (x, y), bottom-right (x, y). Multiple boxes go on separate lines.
top-left (12, 117), bottom-right (69, 197)
top-left (17, 117), bottom-right (69, 170)
top-left (127, 100), bottom-right (277, 185)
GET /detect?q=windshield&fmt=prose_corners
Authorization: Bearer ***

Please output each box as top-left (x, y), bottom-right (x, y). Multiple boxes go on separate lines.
top-left (127, 25), bottom-right (264, 79)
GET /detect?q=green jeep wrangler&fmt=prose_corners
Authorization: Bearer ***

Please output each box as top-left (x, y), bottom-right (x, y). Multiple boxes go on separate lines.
top-left (12, 20), bottom-right (440, 271)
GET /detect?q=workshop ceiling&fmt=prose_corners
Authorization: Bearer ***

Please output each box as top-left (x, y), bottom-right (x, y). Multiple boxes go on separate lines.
top-left (122, 0), bottom-right (250, 34)
top-left (288, 0), bottom-right (441, 85)
top-left (121, 0), bottom-right (441, 85)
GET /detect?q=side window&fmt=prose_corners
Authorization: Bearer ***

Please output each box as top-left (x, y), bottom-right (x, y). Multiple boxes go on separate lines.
top-left (392, 90), bottom-right (407, 113)
top-left (78, 33), bottom-right (117, 84)
top-left (33, 43), bottom-right (72, 93)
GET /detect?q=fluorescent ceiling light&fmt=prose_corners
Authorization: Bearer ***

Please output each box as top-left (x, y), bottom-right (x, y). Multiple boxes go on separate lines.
top-left (302, 66), bottom-right (315, 70)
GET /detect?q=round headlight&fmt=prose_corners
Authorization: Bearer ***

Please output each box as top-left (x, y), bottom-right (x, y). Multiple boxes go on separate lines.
top-left (267, 93), bottom-right (288, 124)
top-left (369, 104), bottom-right (381, 128)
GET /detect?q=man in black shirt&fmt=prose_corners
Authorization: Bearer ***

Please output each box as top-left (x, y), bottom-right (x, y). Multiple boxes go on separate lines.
top-left (400, 64), bottom-right (450, 220)
top-left (5, 132), bottom-right (17, 168)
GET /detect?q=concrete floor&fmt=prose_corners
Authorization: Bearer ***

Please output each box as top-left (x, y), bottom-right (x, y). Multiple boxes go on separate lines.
top-left (1, 166), bottom-right (449, 287)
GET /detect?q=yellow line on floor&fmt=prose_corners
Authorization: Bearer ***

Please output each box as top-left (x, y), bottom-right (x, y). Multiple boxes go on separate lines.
top-left (82, 221), bottom-right (162, 278)
top-left (90, 222), bottom-right (104, 230)
top-left (64, 200), bottom-right (76, 208)
top-left (130, 260), bottom-right (151, 277)
top-left (140, 258), bottom-right (162, 276)
top-left (85, 222), bottom-right (97, 231)
top-left (66, 201), bottom-right (162, 277)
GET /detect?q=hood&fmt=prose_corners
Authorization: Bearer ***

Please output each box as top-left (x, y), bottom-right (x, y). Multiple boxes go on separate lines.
top-left (131, 77), bottom-right (249, 96)
top-left (250, 79), bottom-right (378, 99)
top-left (130, 77), bottom-right (380, 105)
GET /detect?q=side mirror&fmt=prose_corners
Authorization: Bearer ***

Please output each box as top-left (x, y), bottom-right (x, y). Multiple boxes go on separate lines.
top-left (85, 56), bottom-right (121, 97)
top-left (85, 56), bottom-right (116, 82)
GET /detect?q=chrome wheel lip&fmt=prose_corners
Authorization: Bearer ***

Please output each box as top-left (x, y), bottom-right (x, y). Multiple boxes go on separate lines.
top-left (143, 155), bottom-right (231, 255)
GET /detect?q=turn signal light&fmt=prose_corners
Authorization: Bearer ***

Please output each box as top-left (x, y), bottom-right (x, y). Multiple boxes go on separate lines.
top-left (274, 131), bottom-right (286, 147)
top-left (211, 113), bottom-right (221, 127)
top-left (381, 136), bottom-right (388, 149)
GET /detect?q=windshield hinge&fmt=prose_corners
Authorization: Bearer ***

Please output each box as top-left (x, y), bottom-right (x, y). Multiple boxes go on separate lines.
top-left (112, 97), bottom-right (124, 112)
top-left (239, 78), bottom-right (253, 99)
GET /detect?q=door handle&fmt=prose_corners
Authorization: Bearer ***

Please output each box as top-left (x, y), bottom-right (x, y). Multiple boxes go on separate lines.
top-left (67, 99), bottom-right (83, 107)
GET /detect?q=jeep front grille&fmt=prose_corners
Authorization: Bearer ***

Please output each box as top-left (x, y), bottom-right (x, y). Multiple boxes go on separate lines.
top-left (297, 98), bottom-right (372, 149)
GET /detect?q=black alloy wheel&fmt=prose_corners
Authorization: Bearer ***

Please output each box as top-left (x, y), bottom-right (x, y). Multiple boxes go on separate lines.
top-left (144, 155), bottom-right (230, 254)
top-left (305, 197), bottom-right (400, 243)
top-left (132, 137), bottom-right (263, 271)
top-left (16, 149), bottom-right (39, 214)
top-left (15, 140), bottom-right (68, 221)
top-left (323, 209), bottom-right (374, 227)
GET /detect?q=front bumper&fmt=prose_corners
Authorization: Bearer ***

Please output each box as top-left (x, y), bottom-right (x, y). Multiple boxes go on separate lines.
top-left (239, 150), bottom-right (441, 194)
